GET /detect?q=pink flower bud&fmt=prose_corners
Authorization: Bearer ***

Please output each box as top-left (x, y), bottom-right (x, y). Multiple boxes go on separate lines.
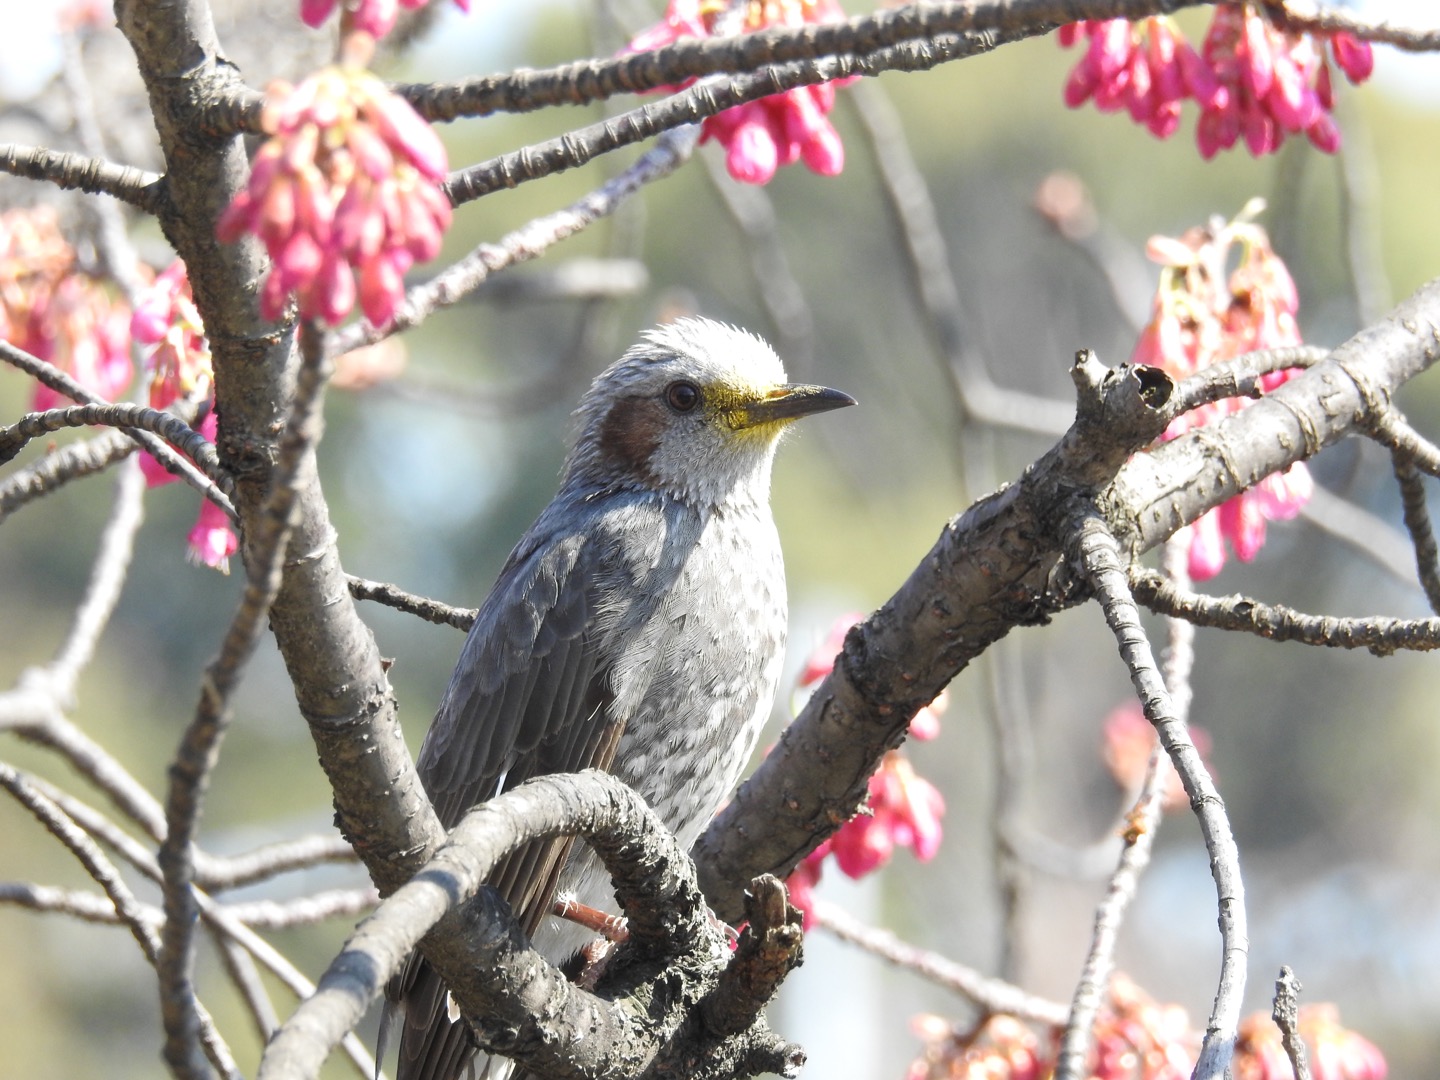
top-left (725, 117), bottom-right (779, 185)
top-left (1329, 32), bottom-right (1374, 83)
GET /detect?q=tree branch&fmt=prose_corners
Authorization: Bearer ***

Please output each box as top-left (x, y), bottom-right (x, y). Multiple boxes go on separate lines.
top-left (0, 143), bottom-right (164, 211)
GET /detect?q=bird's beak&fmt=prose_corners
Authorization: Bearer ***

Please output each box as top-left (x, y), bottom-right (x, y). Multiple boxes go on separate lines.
top-left (730, 383), bottom-right (857, 430)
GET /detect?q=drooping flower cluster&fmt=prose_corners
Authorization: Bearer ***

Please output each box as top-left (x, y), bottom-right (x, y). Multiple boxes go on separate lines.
top-left (783, 613), bottom-right (947, 927)
top-left (1102, 702), bottom-right (1213, 815)
top-left (130, 261), bottom-right (237, 573)
top-left (907, 978), bottom-right (1196, 1080)
top-left (1132, 203), bottom-right (1312, 580)
top-left (1059, 7), bottom-right (1374, 158)
top-left (627, 0), bottom-right (851, 185)
top-left (909, 977), bottom-right (1384, 1079)
top-left (217, 67), bottom-right (452, 327)
top-left (299, 0), bottom-right (469, 41)
top-left (1236, 1004), bottom-right (1387, 1080)
top-left (0, 206), bottom-right (133, 411)
top-left (132, 260), bottom-right (212, 413)
top-left (906, 1014), bottom-right (1044, 1080)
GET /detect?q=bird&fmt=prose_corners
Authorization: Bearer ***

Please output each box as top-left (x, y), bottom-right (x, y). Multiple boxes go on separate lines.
top-left (386, 317), bottom-right (856, 1080)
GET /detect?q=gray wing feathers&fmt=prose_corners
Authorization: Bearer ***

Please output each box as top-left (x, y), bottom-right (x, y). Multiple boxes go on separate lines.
top-left (394, 505), bottom-right (661, 1080)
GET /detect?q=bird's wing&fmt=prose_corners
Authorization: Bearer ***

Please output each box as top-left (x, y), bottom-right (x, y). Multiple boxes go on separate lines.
top-left (392, 509), bottom-right (656, 1080)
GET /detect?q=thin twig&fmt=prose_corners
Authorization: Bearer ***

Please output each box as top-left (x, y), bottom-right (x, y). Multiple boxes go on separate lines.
top-left (50, 457), bottom-right (146, 693)
top-left (156, 322), bottom-right (330, 1080)
top-left (345, 574), bottom-right (475, 630)
top-left (329, 125), bottom-right (699, 354)
top-left (848, 78), bottom-right (1073, 438)
top-left (0, 764), bottom-right (239, 1078)
top-left (1129, 566), bottom-right (1440, 655)
top-left (1391, 456), bottom-right (1440, 613)
top-left (195, 833), bottom-right (359, 893)
top-left (812, 899), bottom-right (1068, 1026)
top-left (0, 427), bottom-right (140, 522)
top-left (1368, 408), bottom-right (1440, 476)
top-left (59, 26), bottom-right (152, 305)
top-left (0, 340), bottom-right (236, 514)
top-left (1066, 505), bottom-right (1246, 1080)
top-left (1053, 538), bottom-right (1192, 1080)
top-left (442, 29), bottom-right (1008, 206)
top-left (0, 402), bottom-right (221, 481)
top-left (698, 151), bottom-right (816, 370)
top-left (1272, 966), bottom-right (1312, 1080)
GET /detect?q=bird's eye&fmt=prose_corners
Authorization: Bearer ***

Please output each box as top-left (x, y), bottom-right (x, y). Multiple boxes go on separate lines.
top-left (665, 381), bottom-right (701, 413)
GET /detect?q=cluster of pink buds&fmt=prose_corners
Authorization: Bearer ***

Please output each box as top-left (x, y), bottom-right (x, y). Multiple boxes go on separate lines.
top-left (217, 67), bottom-right (452, 327)
top-left (1236, 1004), bottom-right (1387, 1080)
top-left (1132, 202), bottom-right (1312, 580)
top-left (783, 613), bottom-right (947, 926)
top-left (628, 0), bottom-right (851, 185)
top-left (132, 260), bottom-right (212, 412)
top-left (1089, 974), bottom-right (1198, 1079)
top-left (1, 207), bottom-right (133, 412)
top-left (1059, 6), bottom-right (1373, 157)
top-left (300, 0), bottom-right (469, 41)
top-left (908, 977), bottom-right (1383, 1079)
top-left (906, 1014), bottom-right (1044, 1080)
top-left (130, 261), bottom-right (237, 572)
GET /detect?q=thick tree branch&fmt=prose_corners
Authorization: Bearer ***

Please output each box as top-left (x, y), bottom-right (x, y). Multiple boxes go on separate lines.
top-left (695, 354), bottom-right (1176, 919)
top-left (261, 771), bottom-right (794, 1080)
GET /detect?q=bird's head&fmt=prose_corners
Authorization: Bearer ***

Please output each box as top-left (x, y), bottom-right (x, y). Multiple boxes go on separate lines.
top-left (564, 318), bottom-right (855, 508)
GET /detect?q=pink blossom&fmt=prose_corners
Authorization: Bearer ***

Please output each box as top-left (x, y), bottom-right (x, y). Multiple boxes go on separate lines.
top-left (187, 496), bottom-right (239, 574)
top-left (29, 274), bottom-right (133, 411)
top-left (907, 1014), bottom-right (1044, 1080)
top-left (1132, 207), bottom-right (1312, 579)
top-left (829, 751), bottom-right (945, 877)
top-left (1059, 6), bottom-right (1373, 158)
top-left (1091, 975), bottom-right (1197, 1080)
top-left (626, 0), bottom-right (852, 185)
top-left (132, 261), bottom-right (212, 409)
top-left (217, 68), bottom-right (451, 327)
top-left (299, 0), bottom-right (467, 40)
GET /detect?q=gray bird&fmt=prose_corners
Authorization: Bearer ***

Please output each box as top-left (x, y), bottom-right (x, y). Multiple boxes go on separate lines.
top-left (388, 317), bottom-right (855, 1080)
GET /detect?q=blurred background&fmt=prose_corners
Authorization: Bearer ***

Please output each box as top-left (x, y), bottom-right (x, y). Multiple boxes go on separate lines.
top-left (2, 0), bottom-right (1440, 1076)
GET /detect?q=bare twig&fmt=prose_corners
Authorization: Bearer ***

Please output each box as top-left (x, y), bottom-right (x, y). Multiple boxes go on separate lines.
top-left (1129, 567), bottom-right (1440, 654)
top-left (194, 834), bottom-right (358, 893)
top-left (0, 340), bottom-right (235, 513)
top-left (0, 427), bottom-right (139, 522)
top-left (812, 899), bottom-right (1069, 1026)
top-left (848, 78), bottom-right (1073, 438)
top-left (1052, 538), bottom-right (1192, 1080)
top-left (0, 402), bottom-right (221, 481)
top-left (329, 125), bottom-right (698, 353)
top-left (345, 574), bottom-right (475, 630)
top-left (0, 764), bottom-right (239, 1078)
top-left (1066, 506), bottom-right (1246, 1080)
top-left (156, 322), bottom-right (331, 1080)
top-left (1272, 966), bottom-right (1312, 1080)
top-left (1391, 456), bottom-right (1440, 613)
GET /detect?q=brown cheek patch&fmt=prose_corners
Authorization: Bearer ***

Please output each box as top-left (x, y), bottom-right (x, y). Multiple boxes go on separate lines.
top-left (597, 396), bottom-right (666, 478)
